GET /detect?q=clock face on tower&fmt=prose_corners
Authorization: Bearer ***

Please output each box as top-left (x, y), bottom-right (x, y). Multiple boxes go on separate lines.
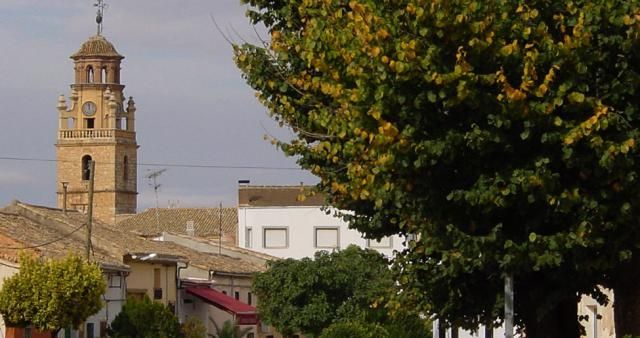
top-left (82, 101), bottom-right (97, 116)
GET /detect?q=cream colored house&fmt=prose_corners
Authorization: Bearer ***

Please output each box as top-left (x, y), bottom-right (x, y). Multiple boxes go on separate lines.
top-left (123, 253), bottom-right (186, 311)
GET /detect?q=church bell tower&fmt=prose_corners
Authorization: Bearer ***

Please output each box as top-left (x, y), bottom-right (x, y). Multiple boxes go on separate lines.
top-left (56, 2), bottom-right (138, 224)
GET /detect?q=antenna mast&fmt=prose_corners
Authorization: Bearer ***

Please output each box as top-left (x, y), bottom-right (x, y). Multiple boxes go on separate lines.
top-left (94, 0), bottom-right (107, 35)
top-left (146, 169), bottom-right (167, 235)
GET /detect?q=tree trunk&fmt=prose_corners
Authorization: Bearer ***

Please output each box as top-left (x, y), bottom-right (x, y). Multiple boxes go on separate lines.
top-left (521, 296), bottom-right (580, 338)
top-left (612, 253), bottom-right (640, 338)
top-left (51, 328), bottom-right (61, 338)
top-left (516, 276), bottom-right (581, 338)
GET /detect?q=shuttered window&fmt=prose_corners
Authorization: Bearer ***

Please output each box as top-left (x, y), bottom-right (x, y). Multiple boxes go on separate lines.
top-left (263, 228), bottom-right (288, 248)
top-left (315, 227), bottom-right (339, 248)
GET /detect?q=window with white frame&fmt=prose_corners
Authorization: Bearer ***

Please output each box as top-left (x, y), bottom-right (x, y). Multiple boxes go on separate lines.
top-left (263, 227), bottom-right (288, 248)
top-left (314, 227), bottom-right (339, 249)
top-left (245, 227), bottom-right (253, 248)
top-left (367, 236), bottom-right (393, 248)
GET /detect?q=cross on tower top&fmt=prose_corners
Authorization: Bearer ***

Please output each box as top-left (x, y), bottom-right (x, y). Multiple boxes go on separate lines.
top-left (94, 0), bottom-right (107, 35)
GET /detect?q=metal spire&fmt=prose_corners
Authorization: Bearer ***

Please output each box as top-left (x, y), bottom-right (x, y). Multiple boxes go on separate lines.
top-left (95, 0), bottom-right (107, 35)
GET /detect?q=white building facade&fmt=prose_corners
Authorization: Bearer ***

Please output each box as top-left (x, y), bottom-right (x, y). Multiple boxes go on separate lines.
top-left (237, 185), bottom-right (405, 259)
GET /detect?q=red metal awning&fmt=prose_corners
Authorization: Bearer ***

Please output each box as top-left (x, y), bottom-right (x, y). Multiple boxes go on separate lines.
top-left (186, 287), bottom-right (258, 325)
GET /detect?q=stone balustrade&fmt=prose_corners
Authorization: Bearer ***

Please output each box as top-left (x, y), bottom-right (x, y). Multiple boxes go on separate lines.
top-left (58, 129), bottom-right (135, 140)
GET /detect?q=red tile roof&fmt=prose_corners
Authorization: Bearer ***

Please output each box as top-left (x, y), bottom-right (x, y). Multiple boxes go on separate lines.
top-left (186, 287), bottom-right (258, 324)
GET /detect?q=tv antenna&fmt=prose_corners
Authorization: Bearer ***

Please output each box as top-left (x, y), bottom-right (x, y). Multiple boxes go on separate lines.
top-left (146, 169), bottom-right (167, 235)
top-left (94, 0), bottom-right (108, 35)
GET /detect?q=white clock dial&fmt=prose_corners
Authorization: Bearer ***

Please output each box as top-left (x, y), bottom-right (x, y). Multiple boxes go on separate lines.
top-left (82, 101), bottom-right (97, 116)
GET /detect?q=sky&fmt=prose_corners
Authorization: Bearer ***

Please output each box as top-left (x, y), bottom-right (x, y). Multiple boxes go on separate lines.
top-left (0, 0), bottom-right (317, 210)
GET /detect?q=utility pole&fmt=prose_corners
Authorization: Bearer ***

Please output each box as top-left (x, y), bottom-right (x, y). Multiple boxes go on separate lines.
top-left (505, 274), bottom-right (514, 338)
top-left (86, 160), bottom-right (95, 260)
top-left (219, 202), bottom-right (222, 255)
top-left (146, 169), bottom-right (167, 235)
top-left (61, 181), bottom-right (69, 215)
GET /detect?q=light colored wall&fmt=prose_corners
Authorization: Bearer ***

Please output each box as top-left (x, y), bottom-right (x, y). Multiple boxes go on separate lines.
top-left (578, 289), bottom-right (615, 338)
top-left (126, 262), bottom-right (177, 306)
top-left (181, 295), bottom-right (211, 334)
top-left (62, 271), bottom-right (127, 338)
top-left (432, 324), bottom-right (505, 338)
top-left (210, 274), bottom-right (255, 306)
top-left (238, 206), bottom-right (405, 259)
top-left (0, 260), bottom-right (19, 338)
top-left (181, 266), bottom-right (209, 280)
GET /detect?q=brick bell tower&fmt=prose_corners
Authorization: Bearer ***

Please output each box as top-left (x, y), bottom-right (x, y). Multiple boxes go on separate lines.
top-left (56, 9), bottom-right (138, 224)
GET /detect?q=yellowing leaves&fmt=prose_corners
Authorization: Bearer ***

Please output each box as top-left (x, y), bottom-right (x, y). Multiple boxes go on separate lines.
top-left (568, 92), bottom-right (585, 103)
top-left (331, 181), bottom-right (348, 194)
top-left (378, 121), bottom-right (399, 138)
top-left (496, 69), bottom-right (527, 102)
top-left (623, 15), bottom-right (635, 26)
top-left (499, 40), bottom-right (519, 56)
top-left (564, 104), bottom-right (609, 145)
top-left (370, 46), bottom-right (381, 57)
top-left (376, 28), bottom-right (390, 39)
top-left (620, 138), bottom-right (636, 154)
top-left (377, 153), bottom-right (395, 166)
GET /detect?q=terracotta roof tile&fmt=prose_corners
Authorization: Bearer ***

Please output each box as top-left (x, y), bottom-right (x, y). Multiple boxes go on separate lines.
top-left (117, 208), bottom-right (237, 240)
top-left (0, 202), bottom-right (266, 274)
top-left (0, 210), bottom-right (125, 267)
top-left (238, 185), bottom-right (326, 207)
top-left (71, 35), bottom-right (123, 59)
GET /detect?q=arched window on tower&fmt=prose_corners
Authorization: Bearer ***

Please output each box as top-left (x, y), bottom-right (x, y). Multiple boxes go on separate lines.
top-left (101, 67), bottom-right (107, 83)
top-left (87, 66), bottom-right (94, 83)
top-left (123, 156), bottom-right (129, 181)
top-left (82, 155), bottom-right (92, 181)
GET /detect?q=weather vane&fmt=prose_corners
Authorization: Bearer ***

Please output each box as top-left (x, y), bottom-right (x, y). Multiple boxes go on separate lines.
top-left (94, 0), bottom-right (107, 35)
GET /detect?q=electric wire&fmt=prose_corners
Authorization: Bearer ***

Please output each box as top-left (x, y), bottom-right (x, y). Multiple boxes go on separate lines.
top-left (0, 156), bottom-right (303, 170)
top-left (0, 221), bottom-right (86, 250)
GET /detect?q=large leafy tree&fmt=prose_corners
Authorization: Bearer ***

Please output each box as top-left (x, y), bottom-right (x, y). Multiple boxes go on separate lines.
top-left (252, 245), bottom-right (428, 337)
top-left (318, 321), bottom-right (390, 338)
top-left (235, 0), bottom-right (640, 337)
top-left (109, 296), bottom-right (182, 338)
top-left (0, 253), bottom-right (106, 338)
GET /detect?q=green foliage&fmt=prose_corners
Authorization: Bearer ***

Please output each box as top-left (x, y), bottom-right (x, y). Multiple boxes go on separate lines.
top-left (235, 0), bottom-right (640, 334)
top-left (252, 245), bottom-right (428, 337)
top-left (109, 296), bottom-right (182, 338)
top-left (211, 320), bottom-right (252, 338)
top-left (182, 316), bottom-right (207, 338)
top-left (0, 253), bottom-right (106, 334)
top-left (319, 321), bottom-right (389, 338)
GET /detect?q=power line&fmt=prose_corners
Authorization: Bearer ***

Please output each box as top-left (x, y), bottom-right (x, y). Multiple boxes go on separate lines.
top-left (0, 221), bottom-right (86, 250)
top-left (0, 156), bottom-right (303, 171)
